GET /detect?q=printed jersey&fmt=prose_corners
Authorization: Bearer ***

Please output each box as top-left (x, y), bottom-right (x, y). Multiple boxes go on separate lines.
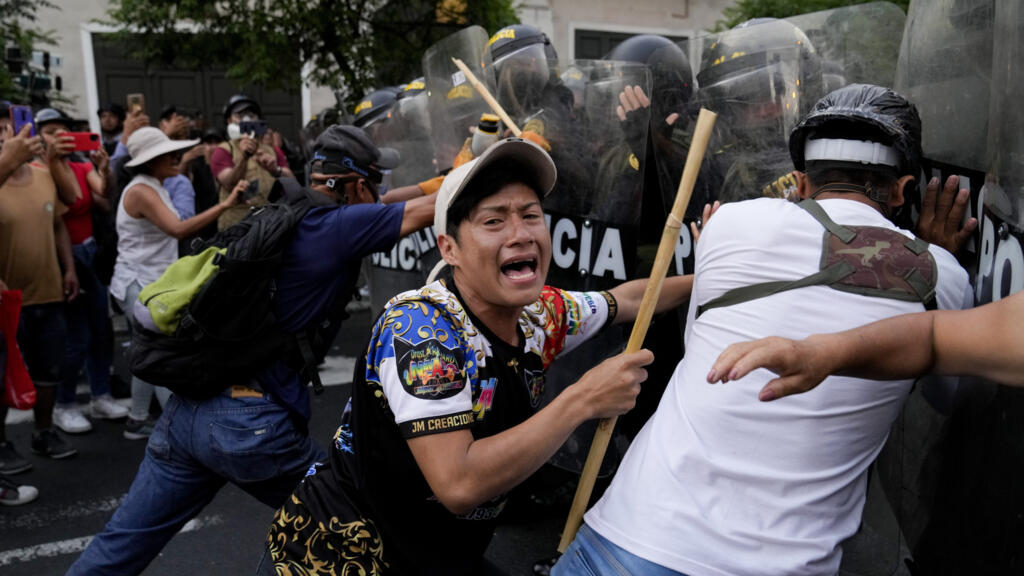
top-left (269, 278), bottom-right (615, 575)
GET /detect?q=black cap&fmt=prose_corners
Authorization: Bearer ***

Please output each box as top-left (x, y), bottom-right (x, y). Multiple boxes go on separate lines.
top-left (159, 105), bottom-right (179, 121)
top-left (97, 102), bottom-right (126, 120)
top-left (312, 125), bottom-right (400, 180)
top-left (201, 128), bottom-right (225, 144)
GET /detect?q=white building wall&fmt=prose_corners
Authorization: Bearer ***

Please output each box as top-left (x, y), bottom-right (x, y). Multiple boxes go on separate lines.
top-left (528, 0), bottom-right (731, 59)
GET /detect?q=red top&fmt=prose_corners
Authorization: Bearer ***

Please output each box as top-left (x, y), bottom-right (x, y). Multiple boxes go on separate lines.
top-left (210, 144), bottom-right (289, 180)
top-left (64, 161), bottom-right (94, 245)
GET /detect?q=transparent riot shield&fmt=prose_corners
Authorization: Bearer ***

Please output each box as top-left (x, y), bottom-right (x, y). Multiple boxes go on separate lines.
top-left (874, 2), bottom-right (1000, 574)
top-left (483, 58), bottom-right (652, 476)
top-left (786, 2), bottom-right (906, 91)
top-left (892, 0), bottom-right (993, 235)
top-left (363, 84), bottom-right (442, 314)
top-left (689, 19), bottom-right (821, 207)
top-left (886, 2), bottom-right (1024, 574)
top-left (422, 26), bottom-right (495, 173)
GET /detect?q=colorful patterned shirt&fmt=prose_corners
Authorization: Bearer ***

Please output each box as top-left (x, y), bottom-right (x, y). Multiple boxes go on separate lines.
top-left (268, 277), bottom-right (615, 575)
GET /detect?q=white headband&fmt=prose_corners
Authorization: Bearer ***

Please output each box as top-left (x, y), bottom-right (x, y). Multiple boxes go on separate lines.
top-left (804, 138), bottom-right (900, 168)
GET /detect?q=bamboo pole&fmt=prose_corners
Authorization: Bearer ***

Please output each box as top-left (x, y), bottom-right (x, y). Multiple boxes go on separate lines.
top-left (451, 57), bottom-right (522, 137)
top-left (558, 107), bottom-right (718, 553)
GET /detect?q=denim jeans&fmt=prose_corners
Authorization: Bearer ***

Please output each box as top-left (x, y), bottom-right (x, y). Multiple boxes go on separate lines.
top-left (114, 280), bottom-right (171, 420)
top-left (552, 524), bottom-right (689, 576)
top-left (58, 238), bottom-right (115, 404)
top-left (67, 389), bottom-right (325, 576)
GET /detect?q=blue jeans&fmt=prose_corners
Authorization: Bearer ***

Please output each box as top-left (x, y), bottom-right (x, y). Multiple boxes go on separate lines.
top-left (66, 389), bottom-right (325, 576)
top-left (552, 524), bottom-right (689, 576)
top-left (58, 239), bottom-right (114, 403)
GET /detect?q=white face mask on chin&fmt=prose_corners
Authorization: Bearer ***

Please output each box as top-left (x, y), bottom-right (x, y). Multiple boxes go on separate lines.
top-left (226, 123), bottom-right (241, 140)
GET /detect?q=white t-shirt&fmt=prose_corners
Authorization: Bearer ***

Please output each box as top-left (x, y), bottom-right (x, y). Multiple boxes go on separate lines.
top-left (110, 174), bottom-right (181, 301)
top-left (585, 198), bottom-right (971, 576)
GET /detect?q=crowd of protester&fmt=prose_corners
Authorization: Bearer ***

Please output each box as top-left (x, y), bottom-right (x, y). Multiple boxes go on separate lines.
top-left (0, 93), bottom-right (295, 506)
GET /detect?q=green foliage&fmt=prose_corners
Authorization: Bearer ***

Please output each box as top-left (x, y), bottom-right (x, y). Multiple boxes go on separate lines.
top-left (715, 0), bottom-right (910, 31)
top-left (0, 0), bottom-right (58, 104)
top-left (104, 0), bottom-right (519, 108)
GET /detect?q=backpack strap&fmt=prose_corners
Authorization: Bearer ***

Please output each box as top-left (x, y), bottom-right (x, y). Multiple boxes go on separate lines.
top-left (696, 198), bottom-right (937, 318)
top-left (796, 198), bottom-right (857, 244)
top-left (696, 261), bottom-right (856, 318)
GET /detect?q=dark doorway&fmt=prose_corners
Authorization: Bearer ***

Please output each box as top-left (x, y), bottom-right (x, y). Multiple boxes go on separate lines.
top-left (91, 34), bottom-right (302, 142)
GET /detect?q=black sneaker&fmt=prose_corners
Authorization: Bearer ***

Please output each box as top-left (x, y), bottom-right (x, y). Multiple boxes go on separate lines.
top-left (31, 429), bottom-right (77, 459)
top-left (0, 441), bottom-right (32, 474)
top-left (123, 417), bottom-right (155, 440)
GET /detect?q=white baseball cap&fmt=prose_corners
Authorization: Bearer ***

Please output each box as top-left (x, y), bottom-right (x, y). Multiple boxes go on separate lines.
top-left (125, 127), bottom-right (199, 168)
top-left (433, 137), bottom-right (557, 235)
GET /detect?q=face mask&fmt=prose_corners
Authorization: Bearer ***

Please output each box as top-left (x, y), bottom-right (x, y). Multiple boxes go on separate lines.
top-left (226, 123), bottom-right (241, 140)
top-left (240, 114), bottom-right (256, 123)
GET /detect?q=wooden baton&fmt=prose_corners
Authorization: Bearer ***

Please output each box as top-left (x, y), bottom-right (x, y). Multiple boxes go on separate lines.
top-left (557, 107), bottom-right (718, 553)
top-left (451, 57), bottom-right (522, 137)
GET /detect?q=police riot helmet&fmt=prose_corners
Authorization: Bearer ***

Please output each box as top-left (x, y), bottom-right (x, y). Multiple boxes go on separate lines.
top-left (608, 34), bottom-right (694, 120)
top-left (222, 94), bottom-right (262, 122)
top-left (697, 18), bottom-right (823, 129)
top-left (488, 24), bottom-right (557, 64)
top-left (487, 24), bottom-right (557, 116)
top-left (397, 78), bottom-right (426, 99)
top-left (789, 83), bottom-right (922, 181)
top-left (352, 88), bottom-right (399, 128)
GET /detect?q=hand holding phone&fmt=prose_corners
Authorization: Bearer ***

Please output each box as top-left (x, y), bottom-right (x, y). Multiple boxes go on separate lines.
top-left (10, 105), bottom-right (34, 137)
top-left (0, 124), bottom-right (44, 167)
top-left (239, 120), bottom-right (268, 138)
top-left (241, 179), bottom-right (260, 202)
top-left (126, 93), bottom-right (145, 114)
top-left (67, 132), bottom-right (101, 152)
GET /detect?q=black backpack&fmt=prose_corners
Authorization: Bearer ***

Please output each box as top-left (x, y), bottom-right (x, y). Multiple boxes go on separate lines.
top-left (128, 178), bottom-right (355, 399)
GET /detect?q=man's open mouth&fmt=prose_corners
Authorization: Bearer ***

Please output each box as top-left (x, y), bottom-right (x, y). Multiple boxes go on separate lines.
top-left (500, 257), bottom-right (538, 281)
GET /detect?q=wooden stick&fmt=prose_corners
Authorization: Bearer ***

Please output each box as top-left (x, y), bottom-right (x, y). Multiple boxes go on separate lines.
top-left (557, 108), bottom-right (718, 553)
top-left (451, 57), bottom-right (522, 137)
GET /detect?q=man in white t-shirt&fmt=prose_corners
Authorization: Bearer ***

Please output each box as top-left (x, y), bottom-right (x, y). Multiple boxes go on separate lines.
top-left (554, 85), bottom-right (973, 576)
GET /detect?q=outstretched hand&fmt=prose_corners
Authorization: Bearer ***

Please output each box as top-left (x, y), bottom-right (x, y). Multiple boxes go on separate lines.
top-left (707, 336), bottom-right (833, 401)
top-left (689, 201), bottom-right (721, 245)
top-left (916, 175), bottom-right (977, 256)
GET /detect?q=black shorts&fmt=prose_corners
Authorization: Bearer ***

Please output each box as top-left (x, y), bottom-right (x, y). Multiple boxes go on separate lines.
top-left (17, 302), bottom-right (67, 385)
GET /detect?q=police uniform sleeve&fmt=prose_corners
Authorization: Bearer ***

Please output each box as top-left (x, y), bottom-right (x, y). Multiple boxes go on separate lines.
top-left (369, 300), bottom-right (475, 438)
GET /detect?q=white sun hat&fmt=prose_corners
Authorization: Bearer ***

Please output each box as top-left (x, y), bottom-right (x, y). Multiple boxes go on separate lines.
top-left (125, 127), bottom-right (200, 168)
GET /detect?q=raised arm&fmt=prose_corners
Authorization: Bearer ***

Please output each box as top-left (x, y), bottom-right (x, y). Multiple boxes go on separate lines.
top-left (125, 180), bottom-right (245, 240)
top-left (398, 192), bottom-right (438, 237)
top-left (0, 125), bottom-right (42, 186)
top-left (709, 291), bottom-right (1024, 401)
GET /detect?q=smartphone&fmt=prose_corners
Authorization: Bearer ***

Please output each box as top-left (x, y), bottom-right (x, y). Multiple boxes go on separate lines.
top-left (242, 180), bottom-right (260, 201)
top-left (67, 132), bottom-right (101, 152)
top-left (239, 120), bottom-right (268, 137)
top-left (10, 105), bottom-right (34, 137)
top-left (126, 93), bottom-right (145, 114)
